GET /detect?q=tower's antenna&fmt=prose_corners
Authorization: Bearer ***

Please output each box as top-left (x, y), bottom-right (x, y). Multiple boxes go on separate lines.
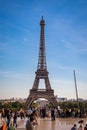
top-left (42, 10), bottom-right (44, 19)
top-left (42, 10), bottom-right (44, 16)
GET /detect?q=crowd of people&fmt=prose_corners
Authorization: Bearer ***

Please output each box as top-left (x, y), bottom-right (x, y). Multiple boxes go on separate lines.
top-left (71, 124), bottom-right (87, 130)
top-left (0, 108), bottom-right (18, 130)
top-left (0, 108), bottom-right (38, 130)
top-left (0, 107), bottom-right (87, 130)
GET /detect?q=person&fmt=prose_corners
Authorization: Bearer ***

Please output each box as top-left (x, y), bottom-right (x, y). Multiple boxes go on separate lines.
top-left (6, 110), bottom-right (11, 128)
top-left (0, 121), bottom-right (7, 130)
top-left (30, 110), bottom-right (38, 125)
top-left (78, 125), bottom-right (84, 130)
top-left (13, 112), bottom-right (17, 127)
top-left (51, 108), bottom-right (55, 121)
top-left (26, 116), bottom-right (35, 130)
top-left (71, 124), bottom-right (77, 130)
top-left (7, 122), bottom-right (16, 130)
top-left (84, 124), bottom-right (87, 130)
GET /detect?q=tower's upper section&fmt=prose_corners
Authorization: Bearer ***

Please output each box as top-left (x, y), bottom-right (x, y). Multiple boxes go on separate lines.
top-left (40, 16), bottom-right (45, 26)
top-left (37, 16), bottom-right (47, 71)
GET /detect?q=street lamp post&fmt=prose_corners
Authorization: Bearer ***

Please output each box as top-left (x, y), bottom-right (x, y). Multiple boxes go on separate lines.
top-left (73, 70), bottom-right (79, 110)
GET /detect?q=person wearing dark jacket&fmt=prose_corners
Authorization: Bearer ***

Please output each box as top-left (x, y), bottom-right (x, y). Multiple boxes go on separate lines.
top-left (71, 124), bottom-right (77, 130)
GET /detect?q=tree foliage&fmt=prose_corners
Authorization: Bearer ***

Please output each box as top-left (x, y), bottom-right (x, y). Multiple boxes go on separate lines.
top-left (0, 101), bottom-right (25, 111)
top-left (0, 101), bottom-right (87, 112)
top-left (58, 101), bottom-right (87, 111)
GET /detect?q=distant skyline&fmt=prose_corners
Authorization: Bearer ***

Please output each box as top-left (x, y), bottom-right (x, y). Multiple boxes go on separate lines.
top-left (0, 0), bottom-right (87, 100)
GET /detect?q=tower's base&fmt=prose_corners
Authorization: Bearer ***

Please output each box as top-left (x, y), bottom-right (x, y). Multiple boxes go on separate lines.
top-left (25, 89), bottom-right (58, 109)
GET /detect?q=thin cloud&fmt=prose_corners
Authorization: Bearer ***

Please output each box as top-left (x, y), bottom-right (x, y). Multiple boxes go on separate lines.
top-left (2, 20), bottom-right (31, 33)
top-left (61, 40), bottom-right (74, 49)
top-left (61, 39), bottom-right (87, 54)
top-left (57, 64), bottom-right (72, 71)
top-left (77, 48), bottom-right (87, 53)
top-left (0, 70), bottom-right (32, 80)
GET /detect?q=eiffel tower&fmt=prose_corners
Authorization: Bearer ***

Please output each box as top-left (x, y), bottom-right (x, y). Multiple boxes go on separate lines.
top-left (25, 17), bottom-right (58, 108)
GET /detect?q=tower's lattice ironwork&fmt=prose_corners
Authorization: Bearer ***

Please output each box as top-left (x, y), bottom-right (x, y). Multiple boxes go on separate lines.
top-left (25, 17), bottom-right (58, 108)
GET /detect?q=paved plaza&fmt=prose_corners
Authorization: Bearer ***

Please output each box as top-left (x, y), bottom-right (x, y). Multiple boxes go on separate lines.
top-left (16, 117), bottom-right (87, 130)
top-left (0, 117), bottom-right (87, 130)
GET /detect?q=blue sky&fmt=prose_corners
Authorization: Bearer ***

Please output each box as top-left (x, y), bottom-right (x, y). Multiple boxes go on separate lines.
top-left (0, 0), bottom-right (87, 99)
